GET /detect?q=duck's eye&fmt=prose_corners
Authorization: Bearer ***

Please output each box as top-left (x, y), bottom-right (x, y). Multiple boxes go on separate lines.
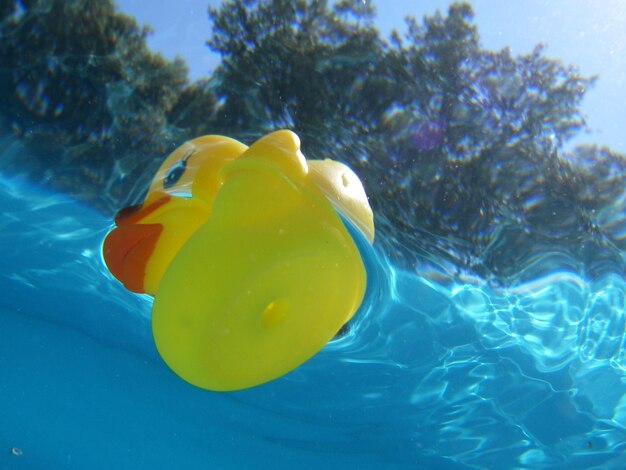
top-left (163, 160), bottom-right (186, 189)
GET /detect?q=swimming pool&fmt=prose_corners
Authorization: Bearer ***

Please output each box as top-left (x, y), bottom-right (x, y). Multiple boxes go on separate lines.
top-left (2, 1), bottom-right (626, 468)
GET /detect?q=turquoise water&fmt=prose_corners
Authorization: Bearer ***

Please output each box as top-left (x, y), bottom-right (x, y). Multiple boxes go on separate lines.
top-left (2, 168), bottom-right (626, 469)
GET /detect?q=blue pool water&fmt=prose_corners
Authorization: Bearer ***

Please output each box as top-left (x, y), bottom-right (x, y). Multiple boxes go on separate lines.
top-left (2, 168), bottom-right (626, 469)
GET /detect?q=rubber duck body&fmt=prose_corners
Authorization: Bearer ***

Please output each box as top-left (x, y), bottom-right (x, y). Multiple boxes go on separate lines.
top-left (103, 130), bottom-right (374, 391)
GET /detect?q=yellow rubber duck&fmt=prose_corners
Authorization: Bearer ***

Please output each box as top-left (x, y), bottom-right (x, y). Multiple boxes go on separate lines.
top-left (103, 130), bottom-right (374, 391)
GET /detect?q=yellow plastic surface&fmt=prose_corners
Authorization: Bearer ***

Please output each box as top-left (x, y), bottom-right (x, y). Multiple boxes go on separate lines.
top-left (103, 130), bottom-right (375, 391)
top-left (308, 159), bottom-right (375, 243)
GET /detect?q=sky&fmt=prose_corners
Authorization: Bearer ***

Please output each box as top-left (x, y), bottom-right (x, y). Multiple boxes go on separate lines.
top-left (115, 0), bottom-right (626, 153)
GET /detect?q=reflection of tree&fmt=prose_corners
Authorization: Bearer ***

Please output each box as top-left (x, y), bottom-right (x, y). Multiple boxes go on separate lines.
top-left (0, 0), bottom-right (216, 208)
top-left (1, 0), bottom-right (624, 281)
top-left (207, 1), bottom-right (624, 281)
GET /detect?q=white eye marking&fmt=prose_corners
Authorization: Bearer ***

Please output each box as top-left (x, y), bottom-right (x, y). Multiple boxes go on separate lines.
top-left (163, 146), bottom-right (196, 189)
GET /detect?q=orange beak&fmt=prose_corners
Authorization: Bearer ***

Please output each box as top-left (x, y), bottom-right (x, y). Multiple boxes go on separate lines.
top-left (102, 195), bottom-right (170, 293)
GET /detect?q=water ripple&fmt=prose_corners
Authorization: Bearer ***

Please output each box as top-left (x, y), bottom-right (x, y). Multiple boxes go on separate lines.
top-left (4, 172), bottom-right (626, 468)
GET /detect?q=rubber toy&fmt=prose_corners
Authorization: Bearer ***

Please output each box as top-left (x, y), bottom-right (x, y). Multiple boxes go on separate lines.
top-left (102, 130), bottom-right (374, 391)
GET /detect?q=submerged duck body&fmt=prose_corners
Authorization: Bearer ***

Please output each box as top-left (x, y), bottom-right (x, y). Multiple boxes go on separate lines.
top-left (103, 130), bottom-right (374, 391)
